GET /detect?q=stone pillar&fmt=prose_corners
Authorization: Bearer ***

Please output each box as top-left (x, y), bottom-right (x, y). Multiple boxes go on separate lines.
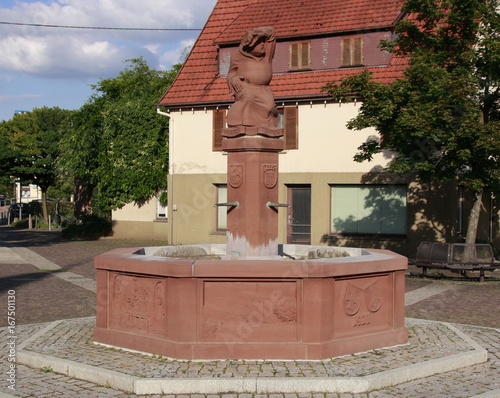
top-left (222, 135), bottom-right (284, 258)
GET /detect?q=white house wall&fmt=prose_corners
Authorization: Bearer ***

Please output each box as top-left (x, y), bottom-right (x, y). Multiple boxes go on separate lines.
top-left (170, 102), bottom-right (393, 178)
top-left (280, 102), bottom-right (393, 173)
top-left (170, 110), bottom-right (226, 175)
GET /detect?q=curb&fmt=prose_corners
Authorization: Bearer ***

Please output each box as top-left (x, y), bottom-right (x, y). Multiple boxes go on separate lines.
top-left (15, 319), bottom-right (489, 395)
top-left (472, 391), bottom-right (500, 398)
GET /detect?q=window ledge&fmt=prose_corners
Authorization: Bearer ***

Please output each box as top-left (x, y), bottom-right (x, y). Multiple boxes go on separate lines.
top-left (210, 230), bottom-right (226, 236)
top-left (328, 233), bottom-right (408, 241)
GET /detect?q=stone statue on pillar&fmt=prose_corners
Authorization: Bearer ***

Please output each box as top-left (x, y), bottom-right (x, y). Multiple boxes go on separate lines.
top-left (222, 27), bottom-right (285, 258)
top-left (225, 26), bottom-right (283, 138)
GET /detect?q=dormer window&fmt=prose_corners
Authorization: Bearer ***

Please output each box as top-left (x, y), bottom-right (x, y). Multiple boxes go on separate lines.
top-left (289, 41), bottom-right (310, 70)
top-left (341, 36), bottom-right (364, 67)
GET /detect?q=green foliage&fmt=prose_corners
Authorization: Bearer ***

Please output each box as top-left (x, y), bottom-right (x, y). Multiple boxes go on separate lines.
top-left (47, 172), bottom-right (74, 201)
top-left (0, 107), bottom-right (73, 223)
top-left (158, 190), bottom-right (168, 206)
top-left (0, 122), bottom-right (19, 198)
top-left (4, 107), bottom-right (72, 192)
top-left (324, 0), bottom-right (500, 244)
top-left (11, 219), bottom-right (29, 229)
top-left (324, 0), bottom-right (500, 193)
top-left (27, 201), bottom-right (42, 217)
top-left (61, 214), bottom-right (112, 240)
top-left (0, 177), bottom-right (15, 200)
top-left (1, 58), bottom-right (179, 225)
top-left (62, 58), bottom-right (180, 213)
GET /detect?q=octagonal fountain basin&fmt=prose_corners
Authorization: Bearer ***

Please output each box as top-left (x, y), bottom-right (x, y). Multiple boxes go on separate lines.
top-left (94, 244), bottom-right (408, 360)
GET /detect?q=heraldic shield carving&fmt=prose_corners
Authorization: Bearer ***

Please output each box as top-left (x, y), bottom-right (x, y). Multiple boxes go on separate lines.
top-left (344, 279), bottom-right (384, 316)
top-left (263, 164), bottom-right (278, 188)
top-left (229, 164), bottom-right (243, 188)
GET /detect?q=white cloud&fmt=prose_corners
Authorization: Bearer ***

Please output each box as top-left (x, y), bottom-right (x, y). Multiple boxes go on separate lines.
top-left (0, 0), bottom-right (216, 78)
top-left (159, 39), bottom-right (195, 69)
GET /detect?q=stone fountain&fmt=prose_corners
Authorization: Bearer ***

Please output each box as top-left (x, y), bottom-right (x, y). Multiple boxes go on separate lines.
top-left (93, 27), bottom-right (408, 360)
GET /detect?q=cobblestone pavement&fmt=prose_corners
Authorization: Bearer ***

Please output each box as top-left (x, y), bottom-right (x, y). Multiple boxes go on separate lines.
top-left (0, 227), bottom-right (499, 397)
top-left (13, 318), bottom-right (479, 378)
top-left (1, 319), bottom-right (498, 398)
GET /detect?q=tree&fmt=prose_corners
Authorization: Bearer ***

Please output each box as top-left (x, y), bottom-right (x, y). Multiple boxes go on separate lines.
top-left (324, 0), bottom-right (500, 245)
top-left (62, 58), bottom-right (180, 215)
top-left (0, 121), bottom-right (17, 199)
top-left (3, 107), bottom-right (72, 223)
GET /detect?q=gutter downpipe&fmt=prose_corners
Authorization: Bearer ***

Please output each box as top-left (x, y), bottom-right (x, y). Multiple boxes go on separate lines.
top-left (157, 106), bottom-right (175, 245)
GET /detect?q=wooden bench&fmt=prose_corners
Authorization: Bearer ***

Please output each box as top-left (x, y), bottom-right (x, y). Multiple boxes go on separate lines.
top-left (409, 242), bottom-right (499, 282)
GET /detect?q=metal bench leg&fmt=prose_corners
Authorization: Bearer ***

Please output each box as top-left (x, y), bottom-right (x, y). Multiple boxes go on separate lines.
top-left (479, 270), bottom-right (485, 283)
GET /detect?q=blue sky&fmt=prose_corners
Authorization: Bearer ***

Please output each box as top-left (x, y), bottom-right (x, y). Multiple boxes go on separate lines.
top-left (0, 0), bottom-right (217, 122)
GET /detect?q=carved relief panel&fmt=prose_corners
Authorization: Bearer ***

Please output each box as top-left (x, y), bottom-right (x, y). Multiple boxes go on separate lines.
top-left (334, 274), bottom-right (392, 337)
top-left (109, 273), bottom-right (167, 336)
top-left (228, 164), bottom-right (244, 188)
top-left (262, 164), bottom-right (278, 189)
top-left (199, 280), bottom-right (300, 343)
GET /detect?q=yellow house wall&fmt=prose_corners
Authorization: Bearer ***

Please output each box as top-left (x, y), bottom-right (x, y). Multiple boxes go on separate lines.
top-left (111, 220), bottom-right (169, 241)
top-left (112, 198), bottom-right (169, 241)
top-left (168, 172), bottom-right (475, 256)
top-left (113, 199), bottom-right (157, 222)
top-left (167, 173), bottom-right (227, 245)
top-left (276, 172), bottom-right (409, 250)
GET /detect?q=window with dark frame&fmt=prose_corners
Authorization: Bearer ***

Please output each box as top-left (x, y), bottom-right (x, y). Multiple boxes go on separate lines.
top-left (156, 191), bottom-right (167, 219)
top-left (215, 184), bottom-right (227, 230)
top-left (330, 184), bottom-right (407, 235)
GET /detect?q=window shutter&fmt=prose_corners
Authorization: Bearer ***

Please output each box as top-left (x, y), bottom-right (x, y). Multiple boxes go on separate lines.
top-left (301, 42), bottom-right (310, 69)
top-left (341, 38), bottom-right (351, 66)
top-left (284, 107), bottom-right (298, 149)
top-left (290, 43), bottom-right (299, 69)
top-left (290, 42), bottom-right (310, 70)
top-left (213, 109), bottom-right (226, 151)
top-left (341, 37), bottom-right (364, 66)
top-left (353, 37), bottom-right (363, 65)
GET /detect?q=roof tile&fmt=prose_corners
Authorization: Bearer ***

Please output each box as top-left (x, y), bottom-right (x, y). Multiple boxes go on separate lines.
top-left (159, 0), bottom-right (408, 108)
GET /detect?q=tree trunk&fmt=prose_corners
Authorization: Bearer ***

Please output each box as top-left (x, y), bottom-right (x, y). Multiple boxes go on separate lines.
top-left (41, 190), bottom-right (49, 225)
top-left (74, 177), bottom-right (93, 218)
top-left (465, 189), bottom-right (483, 245)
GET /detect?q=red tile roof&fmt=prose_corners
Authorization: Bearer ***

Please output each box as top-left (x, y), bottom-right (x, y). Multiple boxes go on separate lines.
top-left (215, 0), bottom-right (406, 43)
top-left (158, 0), bottom-right (407, 109)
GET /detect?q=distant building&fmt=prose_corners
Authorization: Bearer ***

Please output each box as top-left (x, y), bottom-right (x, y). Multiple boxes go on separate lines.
top-left (15, 182), bottom-right (41, 203)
